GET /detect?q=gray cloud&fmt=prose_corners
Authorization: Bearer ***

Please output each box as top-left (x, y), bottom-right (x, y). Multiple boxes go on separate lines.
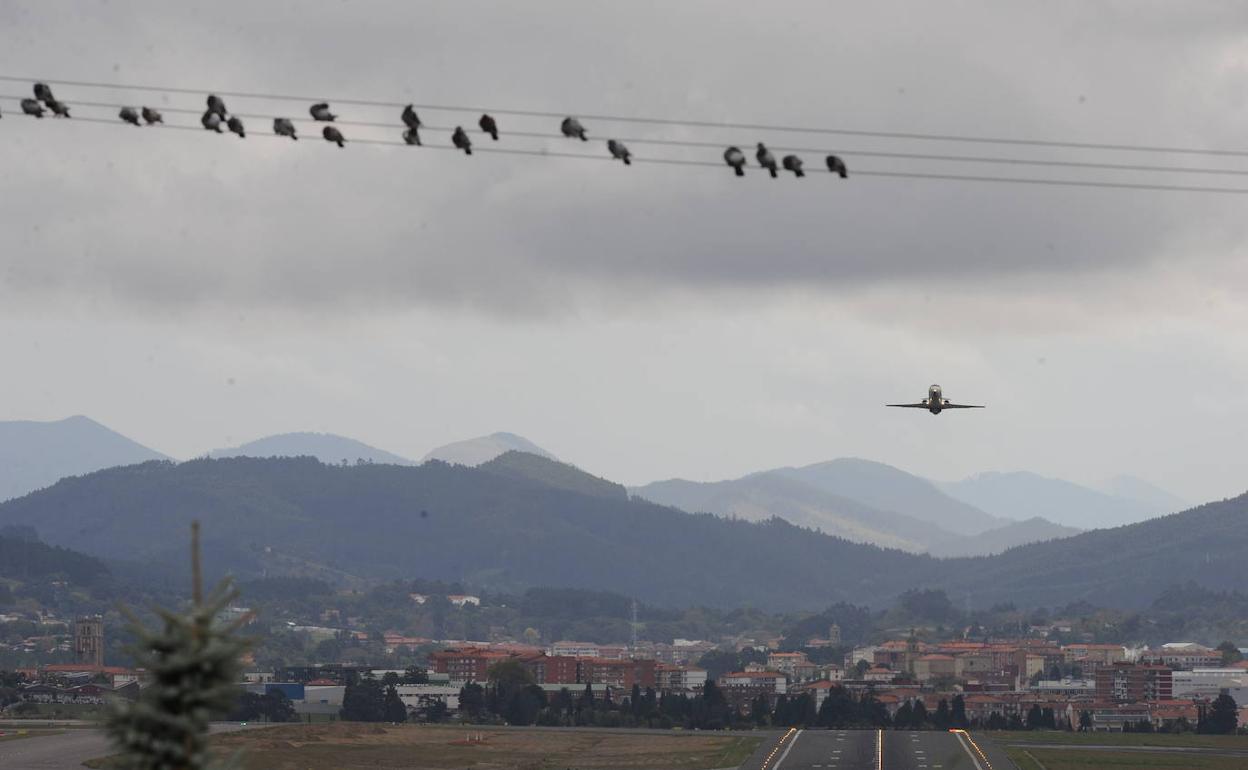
top-left (2, 1), bottom-right (1248, 503)
top-left (2, 1), bottom-right (1247, 319)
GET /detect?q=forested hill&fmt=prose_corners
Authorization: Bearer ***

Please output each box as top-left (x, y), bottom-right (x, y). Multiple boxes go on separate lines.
top-left (0, 531), bottom-right (110, 586)
top-left (1, 455), bottom-right (1243, 611)
top-left (0, 457), bottom-right (939, 610)
top-left (936, 493), bottom-right (1248, 609)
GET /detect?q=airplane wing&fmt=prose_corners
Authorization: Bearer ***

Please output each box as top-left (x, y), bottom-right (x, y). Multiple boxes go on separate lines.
top-left (886, 403), bottom-right (929, 408)
top-left (941, 402), bottom-right (985, 409)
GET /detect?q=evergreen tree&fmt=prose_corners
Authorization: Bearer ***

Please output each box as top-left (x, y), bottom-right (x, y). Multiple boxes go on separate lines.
top-left (912, 699), bottom-right (928, 728)
top-left (104, 522), bottom-right (251, 770)
top-left (458, 682), bottom-right (485, 719)
top-left (631, 684), bottom-right (643, 717)
top-left (701, 679), bottom-right (729, 728)
top-left (1078, 710), bottom-right (1092, 731)
top-left (1026, 703), bottom-right (1044, 730)
top-left (933, 698), bottom-right (950, 730)
top-left (894, 701), bottom-right (914, 730)
top-left (383, 684), bottom-right (408, 723)
top-left (1200, 693), bottom-right (1239, 735)
top-left (951, 694), bottom-right (969, 728)
top-left (750, 694), bottom-right (771, 726)
top-left (341, 674), bottom-right (386, 722)
top-left (817, 685), bottom-right (856, 728)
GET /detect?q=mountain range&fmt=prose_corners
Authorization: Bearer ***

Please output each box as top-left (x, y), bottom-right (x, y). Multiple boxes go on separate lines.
top-left (939, 470), bottom-right (1187, 529)
top-left (631, 460), bottom-right (1080, 557)
top-left (209, 432), bottom-right (414, 466)
top-left (0, 451), bottom-right (1237, 611)
top-left (0, 416), bottom-right (169, 502)
top-left (422, 432), bottom-right (558, 466)
top-left (0, 416), bottom-right (1184, 563)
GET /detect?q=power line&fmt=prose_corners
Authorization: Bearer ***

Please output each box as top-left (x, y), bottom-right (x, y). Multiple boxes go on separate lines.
top-left (4, 94), bottom-right (1247, 178)
top-left (7, 109), bottom-right (1248, 195)
top-left (4, 73), bottom-right (1247, 159)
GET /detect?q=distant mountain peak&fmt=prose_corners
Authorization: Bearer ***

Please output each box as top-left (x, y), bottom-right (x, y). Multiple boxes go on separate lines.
top-left (940, 470), bottom-right (1177, 529)
top-left (0, 415), bottom-right (170, 502)
top-left (481, 451), bottom-right (626, 500)
top-left (209, 432), bottom-right (413, 466)
top-left (422, 433), bottom-right (556, 467)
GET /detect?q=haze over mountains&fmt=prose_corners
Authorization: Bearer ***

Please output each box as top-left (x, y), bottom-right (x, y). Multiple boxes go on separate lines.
top-left (0, 415), bottom-right (1186, 566)
top-left (0, 416), bottom-right (169, 502)
top-left (422, 432), bottom-right (558, 466)
top-left (940, 471), bottom-right (1188, 529)
top-left (0, 452), bottom-right (1238, 612)
top-left (630, 460), bottom-right (1080, 557)
top-left (209, 432), bottom-right (414, 466)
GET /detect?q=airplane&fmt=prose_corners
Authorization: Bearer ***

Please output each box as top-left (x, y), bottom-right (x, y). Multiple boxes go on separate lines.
top-left (887, 384), bottom-right (984, 415)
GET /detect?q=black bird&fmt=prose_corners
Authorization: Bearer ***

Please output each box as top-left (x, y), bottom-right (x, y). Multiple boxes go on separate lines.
top-left (201, 110), bottom-right (223, 133)
top-left (782, 155), bottom-right (805, 178)
top-left (479, 113), bottom-right (499, 141)
top-left (227, 116), bottom-right (246, 138)
top-left (402, 128), bottom-right (422, 146)
top-left (310, 102), bottom-right (336, 121)
top-left (825, 154), bottom-right (849, 178)
top-left (33, 82), bottom-right (55, 104)
top-left (206, 94), bottom-right (228, 118)
top-left (452, 126), bottom-right (472, 155)
top-left (21, 98), bottom-right (45, 118)
top-left (323, 125), bottom-right (345, 147)
top-left (141, 107), bottom-right (163, 125)
top-left (756, 143), bottom-right (778, 178)
top-left (724, 146), bottom-right (746, 177)
top-left (273, 118), bottom-right (297, 140)
top-left (48, 100), bottom-right (70, 118)
top-left (401, 104), bottom-right (422, 130)
top-left (607, 139), bottom-right (631, 165)
top-left (119, 107), bottom-right (141, 126)
top-left (560, 116), bottom-right (587, 141)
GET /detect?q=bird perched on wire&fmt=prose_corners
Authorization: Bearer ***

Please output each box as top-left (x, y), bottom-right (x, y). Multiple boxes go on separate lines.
top-left (310, 102), bottom-right (336, 121)
top-left (756, 143), bottom-right (778, 178)
top-left (452, 126), bottom-right (472, 155)
top-left (48, 100), bottom-right (70, 118)
top-left (141, 107), bottom-right (163, 125)
top-left (401, 105), bottom-right (422, 129)
top-left (561, 116), bottom-right (587, 141)
top-left (323, 125), bottom-right (345, 147)
top-left (273, 118), bottom-right (297, 140)
top-left (607, 139), bottom-right (631, 165)
top-left (119, 107), bottom-right (141, 126)
top-left (782, 155), bottom-right (805, 178)
top-left (724, 146), bottom-right (746, 177)
top-left (201, 110), bottom-right (223, 133)
top-left (479, 114), bottom-right (499, 141)
top-left (206, 94), bottom-right (228, 118)
top-left (33, 82), bottom-right (55, 104)
top-left (21, 99), bottom-right (45, 118)
top-left (227, 116), bottom-right (246, 138)
top-left (825, 155), bottom-right (849, 178)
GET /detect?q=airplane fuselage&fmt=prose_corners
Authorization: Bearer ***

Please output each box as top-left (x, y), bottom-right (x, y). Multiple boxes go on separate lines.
top-left (926, 384), bottom-right (944, 414)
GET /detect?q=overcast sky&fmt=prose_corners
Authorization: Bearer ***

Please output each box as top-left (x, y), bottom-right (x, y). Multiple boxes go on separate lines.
top-left (2, 1), bottom-right (1247, 502)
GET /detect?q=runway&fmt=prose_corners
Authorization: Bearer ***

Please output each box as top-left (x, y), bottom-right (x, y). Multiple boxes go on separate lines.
top-left (766, 728), bottom-right (1016, 770)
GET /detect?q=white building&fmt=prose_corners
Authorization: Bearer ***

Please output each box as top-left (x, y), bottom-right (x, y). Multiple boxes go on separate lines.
top-left (395, 684), bottom-right (460, 712)
top-left (1172, 668), bottom-right (1248, 701)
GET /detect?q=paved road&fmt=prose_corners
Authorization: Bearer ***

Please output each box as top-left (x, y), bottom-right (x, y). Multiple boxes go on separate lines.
top-left (0, 728), bottom-right (112, 769)
top-left (762, 729), bottom-right (1017, 770)
top-left (0, 723), bottom-right (260, 770)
